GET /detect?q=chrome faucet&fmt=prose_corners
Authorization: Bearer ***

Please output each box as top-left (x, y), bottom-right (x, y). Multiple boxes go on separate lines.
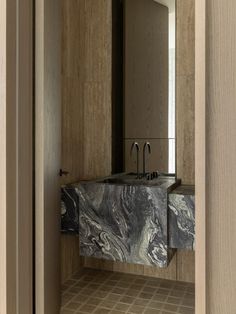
top-left (143, 142), bottom-right (151, 177)
top-left (131, 142), bottom-right (140, 178)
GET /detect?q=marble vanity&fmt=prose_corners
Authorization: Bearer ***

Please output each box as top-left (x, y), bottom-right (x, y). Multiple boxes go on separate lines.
top-left (61, 174), bottom-right (195, 268)
top-left (169, 185), bottom-right (195, 250)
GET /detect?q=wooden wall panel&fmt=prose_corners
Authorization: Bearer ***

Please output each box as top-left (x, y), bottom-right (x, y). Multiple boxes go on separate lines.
top-left (35, 0), bottom-right (61, 311)
top-left (1, 1), bottom-right (33, 312)
top-left (61, 235), bottom-right (82, 283)
top-left (195, 0), bottom-right (206, 311)
top-left (206, 1), bottom-right (236, 313)
top-left (125, 139), bottom-right (170, 174)
top-left (0, 3), bottom-right (7, 311)
top-left (177, 250), bottom-right (195, 283)
top-left (175, 0), bottom-right (195, 283)
top-left (61, 0), bottom-right (112, 282)
top-left (176, 0), bottom-right (195, 185)
top-left (61, 0), bottom-right (112, 185)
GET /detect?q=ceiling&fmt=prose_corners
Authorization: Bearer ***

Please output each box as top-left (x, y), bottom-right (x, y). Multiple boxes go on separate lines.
top-left (153, 0), bottom-right (175, 13)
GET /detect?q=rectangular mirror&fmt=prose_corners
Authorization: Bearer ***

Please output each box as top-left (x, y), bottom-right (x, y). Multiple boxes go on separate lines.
top-left (123, 0), bottom-right (176, 175)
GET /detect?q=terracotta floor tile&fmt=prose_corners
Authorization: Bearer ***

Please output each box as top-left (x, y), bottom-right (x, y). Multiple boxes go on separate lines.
top-left (64, 301), bottom-right (81, 311)
top-left (78, 304), bottom-right (96, 313)
top-left (61, 268), bottom-right (195, 314)
top-left (148, 300), bottom-right (164, 309)
top-left (166, 296), bottom-right (182, 305)
top-left (86, 297), bottom-right (101, 306)
top-left (119, 296), bottom-right (135, 304)
top-left (99, 300), bottom-right (116, 310)
top-left (114, 302), bottom-right (130, 312)
top-left (106, 293), bottom-right (122, 302)
top-left (128, 304), bottom-right (146, 313)
top-left (133, 298), bottom-right (149, 307)
top-left (163, 303), bottom-right (179, 312)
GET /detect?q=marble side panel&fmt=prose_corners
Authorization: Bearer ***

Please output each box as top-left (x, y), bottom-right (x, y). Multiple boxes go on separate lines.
top-left (61, 187), bottom-right (79, 234)
top-left (76, 178), bottom-right (176, 268)
top-left (168, 185), bottom-right (195, 250)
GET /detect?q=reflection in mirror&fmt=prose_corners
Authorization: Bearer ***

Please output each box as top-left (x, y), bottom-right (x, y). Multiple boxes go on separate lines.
top-left (123, 0), bottom-right (176, 176)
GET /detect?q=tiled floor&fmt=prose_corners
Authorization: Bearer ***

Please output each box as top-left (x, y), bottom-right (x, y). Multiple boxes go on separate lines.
top-left (61, 268), bottom-right (195, 314)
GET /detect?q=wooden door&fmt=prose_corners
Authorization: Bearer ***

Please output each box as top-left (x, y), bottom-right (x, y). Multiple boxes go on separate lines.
top-left (35, 0), bottom-right (61, 313)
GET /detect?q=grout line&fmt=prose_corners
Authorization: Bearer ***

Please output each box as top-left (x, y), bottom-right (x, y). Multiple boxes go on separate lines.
top-left (61, 270), bottom-right (195, 314)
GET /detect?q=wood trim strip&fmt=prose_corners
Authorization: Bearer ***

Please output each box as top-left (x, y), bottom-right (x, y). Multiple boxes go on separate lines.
top-left (0, 1), bottom-right (7, 312)
top-left (0, 0), bottom-right (33, 313)
top-left (18, 0), bottom-right (33, 312)
top-left (195, 0), bottom-right (206, 313)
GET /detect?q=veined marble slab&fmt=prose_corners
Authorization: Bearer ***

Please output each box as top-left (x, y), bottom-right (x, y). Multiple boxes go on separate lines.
top-left (168, 185), bottom-right (195, 250)
top-left (61, 186), bottom-right (79, 234)
top-left (74, 174), bottom-right (178, 268)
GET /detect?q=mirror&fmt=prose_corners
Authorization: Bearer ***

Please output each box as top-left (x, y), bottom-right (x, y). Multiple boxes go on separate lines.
top-left (115, 0), bottom-right (176, 176)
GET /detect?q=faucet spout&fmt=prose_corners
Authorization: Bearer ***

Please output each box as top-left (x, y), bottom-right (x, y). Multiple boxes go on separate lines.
top-left (131, 142), bottom-right (140, 178)
top-left (143, 142), bottom-right (151, 177)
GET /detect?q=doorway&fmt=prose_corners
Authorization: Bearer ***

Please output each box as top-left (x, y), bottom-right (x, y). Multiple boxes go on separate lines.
top-left (34, 0), bottom-right (206, 313)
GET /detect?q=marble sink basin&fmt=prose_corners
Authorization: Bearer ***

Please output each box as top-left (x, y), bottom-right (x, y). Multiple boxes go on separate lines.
top-left (77, 173), bottom-right (181, 268)
top-left (98, 173), bottom-right (177, 187)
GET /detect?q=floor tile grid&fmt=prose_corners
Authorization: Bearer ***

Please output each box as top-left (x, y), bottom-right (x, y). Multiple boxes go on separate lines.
top-left (61, 269), bottom-right (194, 314)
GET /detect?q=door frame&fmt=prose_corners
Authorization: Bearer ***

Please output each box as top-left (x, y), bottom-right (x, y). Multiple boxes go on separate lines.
top-left (0, 0), bottom-right (33, 313)
top-left (0, 0), bottom-right (206, 313)
top-left (195, 0), bottom-right (206, 313)
top-left (35, 0), bottom-right (61, 313)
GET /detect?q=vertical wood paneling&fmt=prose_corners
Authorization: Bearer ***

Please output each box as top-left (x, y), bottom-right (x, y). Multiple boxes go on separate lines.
top-left (0, 1), bottom-right (33, 313)
top-left (61, 0), bottom-right (112, 185)
top-left (61, 235), bottom-right (82, 283)
top-left (6, 1), bottom-right (17, 312)
top-left (0, 2), bottom-right (7, 312)
top-left (206, 1), bottom-right (236, 313)
top-left (35, 0), bottom-right (61, 312)
top-left (61, 0), bottom-right (112, 281)
top-left (177, 250), bottom-right (195, 283)
top-left (176, 0), bottom-right (195, 283)
top-left (18, 0), bottom-right (33, 312)
top-left (125, 139), bottom-right (169, 174)
top-left (176, 0), bottom-right (195, 185)
top-left (195, 0), bottom-right (206, 312)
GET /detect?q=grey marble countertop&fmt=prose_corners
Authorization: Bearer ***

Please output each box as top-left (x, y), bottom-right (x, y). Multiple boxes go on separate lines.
top-left (170, 185), bottom-right (195, 195)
